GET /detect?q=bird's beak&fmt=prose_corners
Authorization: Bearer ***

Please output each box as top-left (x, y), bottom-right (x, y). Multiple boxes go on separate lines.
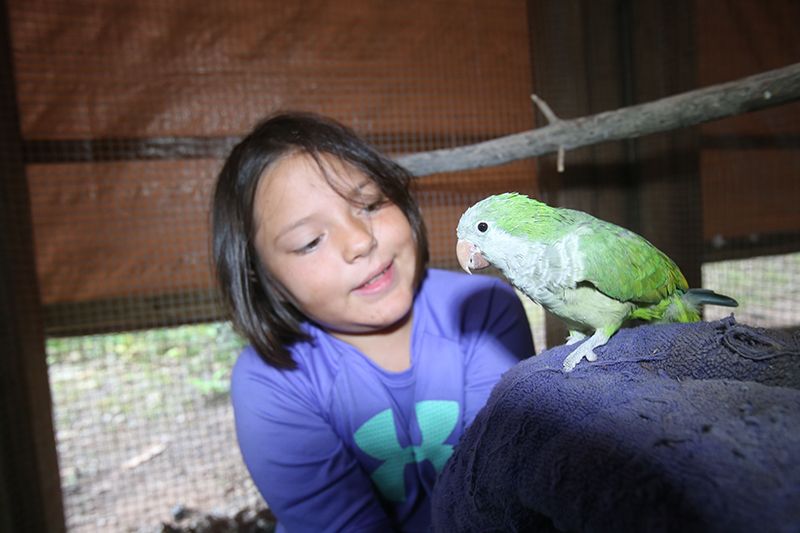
top-left (456, 239), bottom-right (490, 274)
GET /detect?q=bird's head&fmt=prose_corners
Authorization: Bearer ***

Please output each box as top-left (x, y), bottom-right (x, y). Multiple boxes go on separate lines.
top-left (456, 192), bottom-right (548, 274)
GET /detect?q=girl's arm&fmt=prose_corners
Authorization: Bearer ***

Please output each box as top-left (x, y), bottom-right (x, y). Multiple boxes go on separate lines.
top-left (231, 351), bottom-right (392, 532)
top-left (462, 280), bottom-right (535, 425)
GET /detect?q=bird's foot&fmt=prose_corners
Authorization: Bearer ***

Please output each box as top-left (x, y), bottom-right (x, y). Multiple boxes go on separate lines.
top-left (562, 344), bottom-right (596, 372)
top-left (561, 328), bottom-right (613, 372)
top-left (565, 330), bottom-right (587, 346)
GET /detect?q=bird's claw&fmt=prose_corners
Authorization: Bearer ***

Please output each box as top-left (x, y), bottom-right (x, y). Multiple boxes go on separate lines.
top-left (562, 345), bottom-right (597, 372)
top-left (562, 328), bottom-right (613, 372)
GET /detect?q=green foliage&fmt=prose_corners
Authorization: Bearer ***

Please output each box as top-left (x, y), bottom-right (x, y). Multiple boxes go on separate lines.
top-left (190, 367), bottom-right (233, 398)
top-left (47, 323), bottom-right (244, 366)
top-left (46, 322), bottom-right (247, 426)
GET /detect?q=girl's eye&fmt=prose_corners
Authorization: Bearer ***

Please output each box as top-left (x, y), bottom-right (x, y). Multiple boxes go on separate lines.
top-left (365, 200), bottom-right (385, 212)
top-left (361, 198), bottom-right (387, 214)
top-left (296, 236), bottom-right (322, 254)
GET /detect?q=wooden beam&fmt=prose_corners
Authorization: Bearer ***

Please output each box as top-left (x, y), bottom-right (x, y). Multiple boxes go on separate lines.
top-left (21, 132), bottom-right (500, 164)
top-left (0, 0), bottom-right (65, 529)
top-left (629, 1), bottom-right (702, 288)
top-left (44, 288), bottom-right (226, 337)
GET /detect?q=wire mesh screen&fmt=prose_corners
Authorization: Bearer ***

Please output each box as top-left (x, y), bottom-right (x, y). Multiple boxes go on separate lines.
top-left (3, 0), bottom-right (799, 531)
top-left (8, 0), bottom-right (536, 530)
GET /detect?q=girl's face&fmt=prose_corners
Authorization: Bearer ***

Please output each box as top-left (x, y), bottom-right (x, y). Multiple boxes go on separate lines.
top-left (252, 152), bottom-right (418, 336)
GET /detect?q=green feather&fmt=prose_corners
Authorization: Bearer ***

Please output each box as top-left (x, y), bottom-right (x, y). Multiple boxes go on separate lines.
top-left (481, 193), bottom-right (574, 242)
top-left (573, 215), bottom-right (689, 305)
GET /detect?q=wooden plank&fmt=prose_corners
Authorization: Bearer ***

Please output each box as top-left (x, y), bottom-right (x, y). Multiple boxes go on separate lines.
top-left (629, 0), bottom-right (702, 288)
top-left (704, 232), bottom-right (800, 264)
top-left (0, 0), bottom-right (65, 530)
top-left (44, 288), bottom-right (226, 337)
top-left (21, 132), bottom-right (501, 164)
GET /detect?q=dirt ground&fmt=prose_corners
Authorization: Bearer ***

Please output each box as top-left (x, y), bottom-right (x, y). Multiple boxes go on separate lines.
top-left (48, 326), bottom-right (272, 533)
top-left (54, 395), bottom-right (264, 531)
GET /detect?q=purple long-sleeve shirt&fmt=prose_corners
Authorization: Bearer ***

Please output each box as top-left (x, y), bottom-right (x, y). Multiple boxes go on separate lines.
top-left (231, 269), bottom-right (534, 532)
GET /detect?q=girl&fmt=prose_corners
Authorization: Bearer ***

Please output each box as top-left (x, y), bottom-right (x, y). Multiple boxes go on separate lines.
top-left (212, 112), bottom-right (534, 532)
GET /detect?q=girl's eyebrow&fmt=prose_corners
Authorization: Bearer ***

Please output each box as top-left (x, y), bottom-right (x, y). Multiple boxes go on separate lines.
top-left (268, 178), bottom-right (375, 241)
top-left (275, 216), bottom-right (313, 241)
top-left (351, 179), bottom-right (377, 196)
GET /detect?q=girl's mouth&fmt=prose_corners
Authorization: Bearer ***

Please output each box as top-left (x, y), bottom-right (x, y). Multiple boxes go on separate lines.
top-left (354, 262), bottom-right (394, 295)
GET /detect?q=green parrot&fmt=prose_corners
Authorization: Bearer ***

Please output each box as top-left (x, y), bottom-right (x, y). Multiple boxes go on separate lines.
top-left (456, 192), bottom-right (738, 372)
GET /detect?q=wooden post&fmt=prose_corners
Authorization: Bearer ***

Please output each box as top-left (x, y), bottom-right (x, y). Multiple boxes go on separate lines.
top-left (527, 0), bottom-right (701, 348)
top-left (628, 1), bottom-right (702, 288)
top-left (0, 0), bottom-right (66, 530)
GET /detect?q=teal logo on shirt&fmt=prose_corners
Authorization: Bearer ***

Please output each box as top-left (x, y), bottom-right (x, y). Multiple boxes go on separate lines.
top-left (353, 400), bottom-right (459, 502)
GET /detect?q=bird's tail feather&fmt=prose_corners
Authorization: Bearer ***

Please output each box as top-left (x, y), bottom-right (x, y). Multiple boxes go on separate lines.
top-left (683, 288), bottom-right (739, 308)
top-left (645, 289), bottom-right (738, 324)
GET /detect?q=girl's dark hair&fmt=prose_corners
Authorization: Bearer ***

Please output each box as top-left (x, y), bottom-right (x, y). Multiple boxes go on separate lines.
top-left (212, 111), bottom-right (429, 369)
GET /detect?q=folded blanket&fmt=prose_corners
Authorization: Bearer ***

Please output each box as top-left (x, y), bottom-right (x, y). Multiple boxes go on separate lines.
top-left (432, 316), bottom-right (800, 533)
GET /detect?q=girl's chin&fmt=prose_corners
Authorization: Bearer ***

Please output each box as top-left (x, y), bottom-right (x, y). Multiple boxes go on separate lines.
top-left (326, 299), bottom-right (414, 336)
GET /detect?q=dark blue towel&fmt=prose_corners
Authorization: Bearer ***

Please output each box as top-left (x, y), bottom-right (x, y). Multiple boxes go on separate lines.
top-left (432, 317), bottom-right (800, 533)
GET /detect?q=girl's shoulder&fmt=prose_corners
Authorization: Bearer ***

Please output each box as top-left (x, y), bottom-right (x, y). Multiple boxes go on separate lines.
top-left (230, 335), bottom-right (340, 416)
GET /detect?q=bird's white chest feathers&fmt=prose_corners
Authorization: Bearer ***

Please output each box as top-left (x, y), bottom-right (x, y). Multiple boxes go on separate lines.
top-left (487, 231), bottom-right (632, 332)
top-left (487, 231), bottom-right (585, 307)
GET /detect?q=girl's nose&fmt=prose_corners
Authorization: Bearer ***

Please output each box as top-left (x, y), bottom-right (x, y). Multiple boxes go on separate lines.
top-left (342, 214), bottom-right (377, 262)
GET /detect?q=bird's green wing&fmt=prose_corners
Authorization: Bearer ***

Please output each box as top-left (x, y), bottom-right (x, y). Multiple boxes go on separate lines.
top-left (573, 216), bottom-right (689, 304)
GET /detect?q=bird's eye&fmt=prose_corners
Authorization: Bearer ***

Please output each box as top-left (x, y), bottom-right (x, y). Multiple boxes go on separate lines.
top-left (477, 222), bottom-right (488, 233)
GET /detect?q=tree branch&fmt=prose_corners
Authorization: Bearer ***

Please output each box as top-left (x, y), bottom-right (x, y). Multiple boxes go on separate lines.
top-left (395, 62), bottom-right (800, 177)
